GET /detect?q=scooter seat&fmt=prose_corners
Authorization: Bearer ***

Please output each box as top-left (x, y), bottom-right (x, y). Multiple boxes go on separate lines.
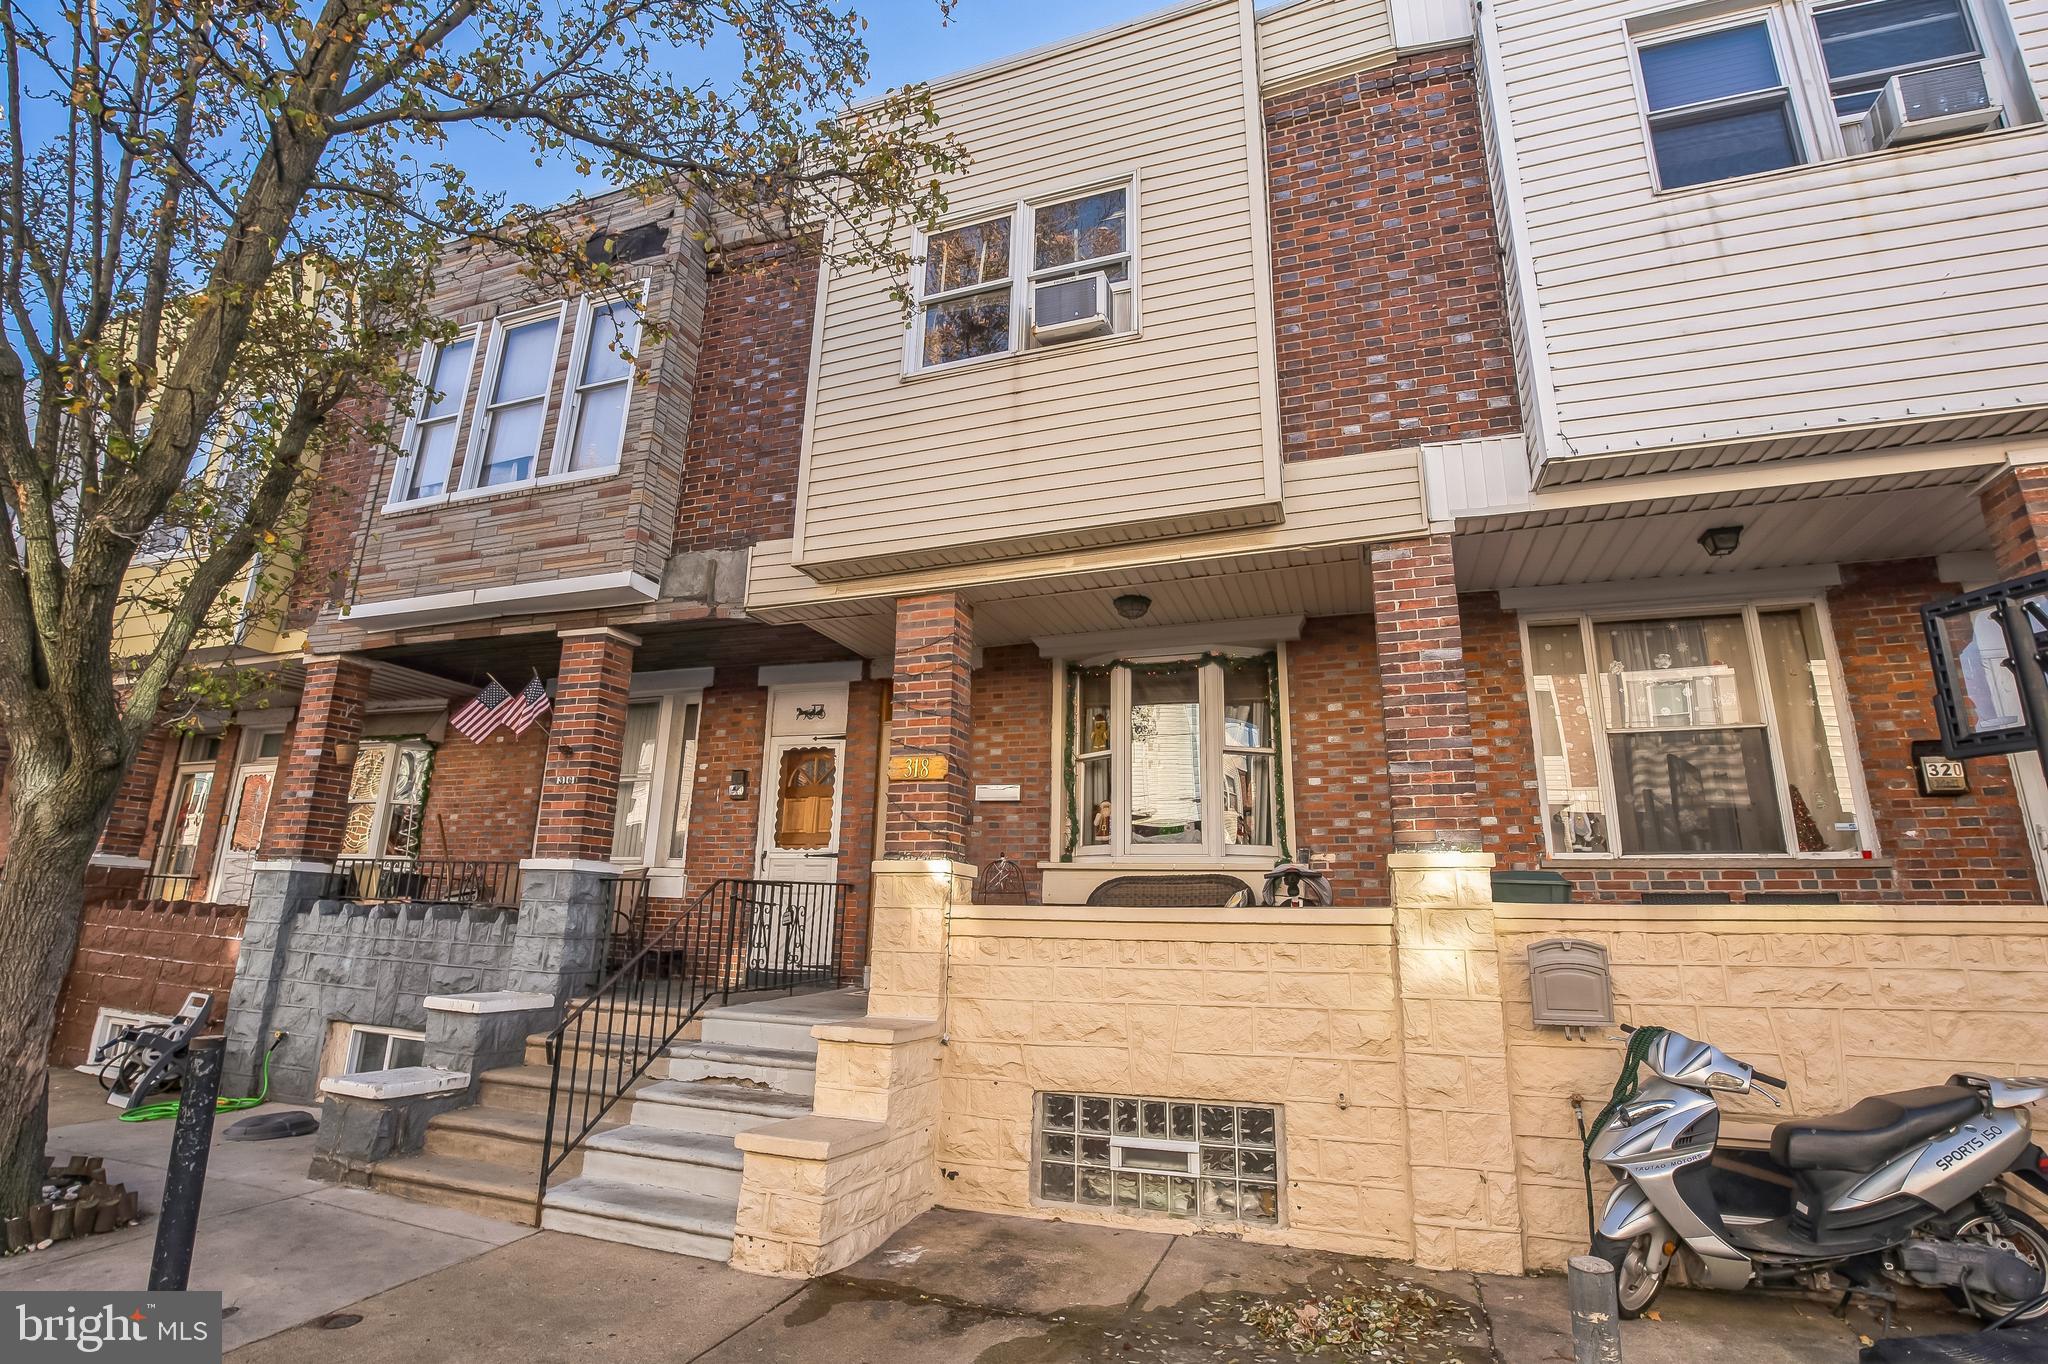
top-left (1770, 1086), bottom-right (1983, 1171)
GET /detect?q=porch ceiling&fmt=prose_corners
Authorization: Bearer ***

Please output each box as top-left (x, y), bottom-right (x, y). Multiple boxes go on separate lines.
top-left (1453, 478), bottom-right (1993, 592)
top-left (351, 619), bottom-right (857, 690)
top-left (770, 544), bottom-right (1375, 661)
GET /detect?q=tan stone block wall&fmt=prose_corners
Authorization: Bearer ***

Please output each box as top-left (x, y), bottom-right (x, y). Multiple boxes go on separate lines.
top-left (730, 1032), bottom-right (941, 1278)
top-left (1497, 905), bottom-right (2048, 1271)
top-left (935, 905), bottom-right (1415, 1260)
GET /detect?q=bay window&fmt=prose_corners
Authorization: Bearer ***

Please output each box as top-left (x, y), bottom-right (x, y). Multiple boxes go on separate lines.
top-left (468, 309), bottom-right (563, 488)
top-left (1065, 653), bottom-right (1284, 860)
top-left (1524, 603), bottom-right (1870, 859)
top-left (556, 294), bottom-right (641, 476)
top-left (390, 333), bottom-right (476, 503)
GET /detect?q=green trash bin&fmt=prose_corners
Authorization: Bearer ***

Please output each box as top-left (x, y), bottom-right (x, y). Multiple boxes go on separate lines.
top-left (1491, 870), bottom-right (1571, 904)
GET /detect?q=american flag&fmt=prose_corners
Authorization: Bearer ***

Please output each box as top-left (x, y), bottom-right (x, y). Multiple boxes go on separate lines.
top-left (503, 675), bottom-right (553, 735)
top-left (450, 679), bottom-right (510, 742)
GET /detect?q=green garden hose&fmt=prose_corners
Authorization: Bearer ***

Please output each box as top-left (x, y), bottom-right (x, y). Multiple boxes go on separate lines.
top-left (116, 1033), bottom-right (282, 1123)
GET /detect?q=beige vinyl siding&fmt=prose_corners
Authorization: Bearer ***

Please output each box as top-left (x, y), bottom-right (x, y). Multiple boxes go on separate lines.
top-left (1257, 0), bottom-right (1394, 90)
top-left (753, 444), bottom-right (1428, 616)
top-left (1490, 0), bottom-right (2048, 463)
top-left (795, 0), bottom-right (1282, 581)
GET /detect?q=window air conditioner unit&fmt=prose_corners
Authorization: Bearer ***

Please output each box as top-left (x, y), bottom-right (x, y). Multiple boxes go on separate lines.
top-left (1860, 61), bottom-right (2001, 150)
top-left (1030, 272), bottom-right (1112, 342)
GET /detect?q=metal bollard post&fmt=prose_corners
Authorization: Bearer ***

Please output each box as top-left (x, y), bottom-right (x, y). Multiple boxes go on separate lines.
top-left (149, 1035), bottom-right (225, 1291)
top-left (1567, 1255), bottom-right (1625, 1364)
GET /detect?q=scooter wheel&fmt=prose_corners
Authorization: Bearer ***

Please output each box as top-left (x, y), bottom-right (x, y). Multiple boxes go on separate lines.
top-left (1592, 1231), bottom-right (1670, 1319)
top-left (1947, 1206), bottom-right (2048, 1323)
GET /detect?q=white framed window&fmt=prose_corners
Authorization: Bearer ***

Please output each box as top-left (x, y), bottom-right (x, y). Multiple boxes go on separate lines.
top-left (609, 690), bottom-right (702, 868)
top-left (461, 304), bottom-right (567, 492)
top-left (1521, 601), bottom-right (1874, 859)
top-left (339, 739), bottom-right (434, 859)
top-left (1629, 0), bottom-right (2029, 189)
top-left (909, 178), bottom-right (1137, 375)
top-left (388, 331), bottom-right (478, 505)
top-left (550, 292), bottom-right (643, 479)
top-left (1065, 652), bottom-right (1282, 860)
top-left (342, 1024), bottom-right (426, 1075)
top-left (1634, 14), bottom-right (1807, 190)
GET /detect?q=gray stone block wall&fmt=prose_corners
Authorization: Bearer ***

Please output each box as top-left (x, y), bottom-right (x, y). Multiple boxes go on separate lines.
top-left (508, 866), bottom-right (615, 1000)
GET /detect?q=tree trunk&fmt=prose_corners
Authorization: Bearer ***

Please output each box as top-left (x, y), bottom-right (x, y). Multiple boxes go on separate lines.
top-left (0, 758), bottom-right (121, 1222)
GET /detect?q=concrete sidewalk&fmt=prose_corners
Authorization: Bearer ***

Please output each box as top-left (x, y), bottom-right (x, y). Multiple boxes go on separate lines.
top-left (3, 1069), bottom-right (530, 1350)
top-left (229, 1206), bottom-right (1971, 1364)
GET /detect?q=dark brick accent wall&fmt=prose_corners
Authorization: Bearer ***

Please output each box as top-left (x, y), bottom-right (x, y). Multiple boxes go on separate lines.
top-left (1372, 535), bottom-right (1481, 849)
top-left (675, 241), bottom-right (819, 551)
top-left (263, 659), bottom-right (371, 861)
top-left (1265, 48), bottom-right (1519, 461)
top-left (1284, 615), bottom-right (1392, 904)
top-left (533, 631), bottom-right (636, 860)
top-left (52, 899), bottom-right (247, 1066)
top-left (887, 593), bottom-right (975, 859)
top-left (1464, 561), bottom-right (2041, 902)
top-left (968, 646), bottom-right (1054, 904)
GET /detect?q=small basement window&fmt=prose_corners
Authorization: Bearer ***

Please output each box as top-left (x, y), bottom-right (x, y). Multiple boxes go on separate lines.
top-left (1034, 1092), bottom-right (1280, 1225)
top-left (343, 1025), bottom-right (426, 1075)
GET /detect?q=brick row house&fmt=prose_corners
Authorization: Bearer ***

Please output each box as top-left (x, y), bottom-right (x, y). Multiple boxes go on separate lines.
top-left (30, 0), bottom-right (2048, 1281)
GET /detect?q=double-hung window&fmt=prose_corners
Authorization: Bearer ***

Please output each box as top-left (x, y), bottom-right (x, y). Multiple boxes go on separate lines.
top-left (912, 180), bottom-right (1136, 373)
top-left (1637, 20), bottom-right (1805, 189)
top-left (468, 309), bottom-right (564, 489)
top-left (556, 295), bottom-right (641, 476)
top-left (1523, 603), bottom-right (1870, 859)
top-left (339, 739), bottom-right (434, 859)
top-left (1631, 0), bottom-right (2026, 189)
top-left (392, 335), bottom-right (476, 503)
top-left (1066, 652), bottom-right (1281, 860)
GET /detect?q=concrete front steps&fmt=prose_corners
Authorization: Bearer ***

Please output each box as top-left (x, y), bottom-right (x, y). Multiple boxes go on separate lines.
top-left (361, 996), bottom-right (707, 1225)
top-left (538, 988), bottom-right (866, 1260)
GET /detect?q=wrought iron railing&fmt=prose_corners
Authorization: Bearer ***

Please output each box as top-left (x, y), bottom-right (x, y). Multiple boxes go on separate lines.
top-left (599, 870), bottom-right (653, 982)
top-left (537, 877), bottom-right (850, 1211)
top-left (134, 872), bottom-right (200, 903)
top-left (325, 857), bottom-right (522, 909)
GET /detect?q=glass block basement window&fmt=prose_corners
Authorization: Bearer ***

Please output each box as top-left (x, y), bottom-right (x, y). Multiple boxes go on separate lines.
top-left (1035, 1092), bottom-right (1280, 1225)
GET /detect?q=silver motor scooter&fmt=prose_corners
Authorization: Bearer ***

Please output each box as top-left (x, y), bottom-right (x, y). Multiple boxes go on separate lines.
top-left (1589, 1025), bottom-right (2048, 1322)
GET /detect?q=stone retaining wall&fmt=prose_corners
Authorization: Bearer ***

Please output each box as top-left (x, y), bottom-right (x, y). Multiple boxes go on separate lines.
top-left (53, 897), bottom-right (247, 1066)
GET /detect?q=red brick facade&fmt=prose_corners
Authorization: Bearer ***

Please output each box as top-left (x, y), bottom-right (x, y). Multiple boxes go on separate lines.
top-left (1264, 49), bottom-right (1519, 461)
top-left (420, 724), bottom-right (547, 862)
top-left (52, 898), bottom-right (247, 1066)
top-left (100, 728), bottom-right (175, 861)
top-left (1980, 464), bottom-right (2048, 578)
top-left (262, 659), bottom-right (371, 861)
top-left (887, 593), bottom-right (976, 860)
top-left (534, 630), bottom-right (637, 860)
top-left (967, 646), bottom-right (1055, 903)
top-left (1284, 615), bottom-right (1392, 903)
top-left (674, 241), bottom-right (819, 551)
top-left (1372, 535), bottom-right (1482, 850)
top-left (1463, 560), bottom-right (2041, 902)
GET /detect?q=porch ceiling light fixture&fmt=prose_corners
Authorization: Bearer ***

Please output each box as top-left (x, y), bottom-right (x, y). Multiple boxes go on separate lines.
top-left (1697, 525), bottom-right (1743, 559)
top-left (1112, 593), bottom-right (1153, 621)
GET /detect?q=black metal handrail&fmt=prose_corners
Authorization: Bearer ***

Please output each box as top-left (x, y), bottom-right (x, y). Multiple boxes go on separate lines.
top-left (536, 877), bottom-right (851, 1212)
top-left (599, 870), bottom-right (653, 981)
top-left (326, 857), bottom-right (521, 909)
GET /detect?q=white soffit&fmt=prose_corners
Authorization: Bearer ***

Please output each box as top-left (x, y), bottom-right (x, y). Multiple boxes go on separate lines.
top-left (343, 571), bottom-right (660, 631)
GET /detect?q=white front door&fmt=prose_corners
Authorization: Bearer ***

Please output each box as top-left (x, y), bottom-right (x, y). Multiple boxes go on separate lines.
top-left (757, 737), bottom-right (846, 884)
top-left (208, 730), bottom-right (284, 904)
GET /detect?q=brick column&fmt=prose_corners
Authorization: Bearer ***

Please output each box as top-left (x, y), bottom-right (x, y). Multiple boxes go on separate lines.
top-left (885, 593), bottom-right (974, 860)
top-left (261, 657), bottom-right (371, 862)
top-left (1371, 535), bottom-right (1482, 851)
top-left (532, 627), bottom-right (638, 861)
top-left (90, 727), bottom-right (176, 896)
top-left (227, 655), bottom-right (369, 1091)
top-left (1980, 464), bottom-right (2048, 578)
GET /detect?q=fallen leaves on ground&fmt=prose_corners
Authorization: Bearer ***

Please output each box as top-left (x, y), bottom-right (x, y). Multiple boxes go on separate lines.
top-left (1238, 1277), bottom-right (1480, 1359)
